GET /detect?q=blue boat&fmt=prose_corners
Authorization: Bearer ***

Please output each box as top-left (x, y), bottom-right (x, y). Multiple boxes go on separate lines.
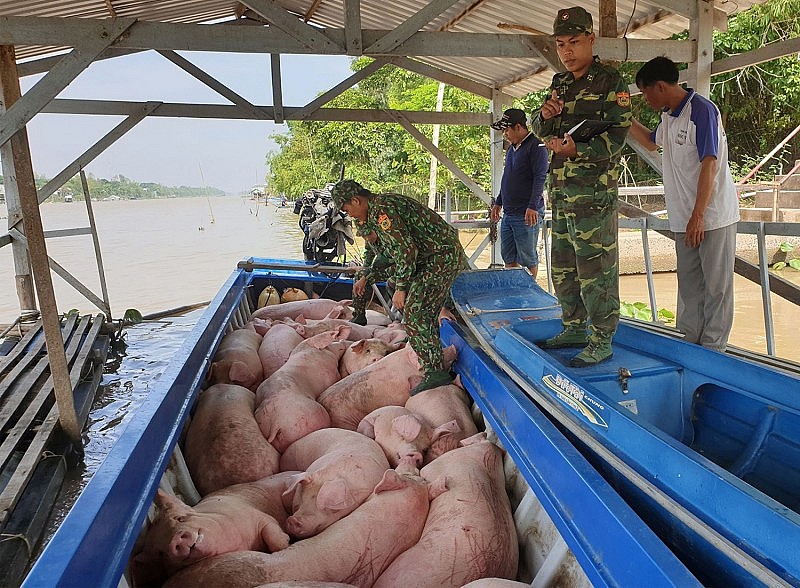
top-left (22, 259), bottom-right (697, 587)
top-left (447, 268), bottom-right (800, 587)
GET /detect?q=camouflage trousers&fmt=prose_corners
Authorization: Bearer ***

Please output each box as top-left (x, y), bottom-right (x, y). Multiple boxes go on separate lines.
top-left (550, 197), bottom-right (619, 342)
top-left (405, 250), bottom-right (468, 375)
top-left (352, 266), bottom-right (393, 317)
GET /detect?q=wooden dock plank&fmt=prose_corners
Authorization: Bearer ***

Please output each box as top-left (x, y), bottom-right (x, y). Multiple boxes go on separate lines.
top-left (0, 315), bottom-right (105, 526)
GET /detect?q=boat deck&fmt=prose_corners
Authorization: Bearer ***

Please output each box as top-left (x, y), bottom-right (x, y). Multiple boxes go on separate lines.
top-left (0, 314), bottom-right (108, 583)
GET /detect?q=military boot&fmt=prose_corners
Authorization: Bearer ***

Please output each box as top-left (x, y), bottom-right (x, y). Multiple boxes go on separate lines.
top-left (410, 370), bottom-right (453, 396)
top-left (570, 339), bottom-right (613, 367)
top-left (350, 312), bottom-right (367, 326)
top-left (539, 325), bottom-right (588, 349)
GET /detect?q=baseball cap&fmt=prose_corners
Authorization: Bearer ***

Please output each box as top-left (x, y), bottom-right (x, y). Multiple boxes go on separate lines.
top-left (490, 108), bottom-right (527, 130)
top-left (553, 6), bottom-right (593, 36)
top-left (330, 179), bottom-right (364, 210)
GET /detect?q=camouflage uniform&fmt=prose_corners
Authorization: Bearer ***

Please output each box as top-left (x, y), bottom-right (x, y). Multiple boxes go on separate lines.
top-left (338, 184), bottom-right (467, 377)
top-left (531, 57), bottom-right (631, 345)
top-left (351, 232), bottom-right (394, 319)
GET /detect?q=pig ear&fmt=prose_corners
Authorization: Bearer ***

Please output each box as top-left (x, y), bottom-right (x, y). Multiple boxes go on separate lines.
top-left (356, 417), bottom-right (376, 439)
top-left (392, 414), bottom-right (422, 441)
top-left (374, 469), bottom-right (408, 494)
top-left (316, 479), bottom-right (356, 511)
top-left (228, 361), bottom-right (256, 386)
top-left (340, 299), bottom-right (353, 307)
top-left (459, 432), bottom-right (488, 447)
top-left (324, 308), bottom-right (340, 319)
top-left (350, 339), bottom-right (367, 353)
top-left (154, 489), bottom-right (179, 510)
top-left (428, 475), bottom-right (448, 501)
top-left (430, 420), bottom-right (461, 442)
top-left (293, 324), bottom-right (307, 337)
top-left (336, 325), bottom-right (352, 340)
top-left (281, 474), bottom-right (305, 508)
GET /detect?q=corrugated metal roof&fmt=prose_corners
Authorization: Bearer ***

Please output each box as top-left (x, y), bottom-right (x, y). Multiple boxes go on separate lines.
top-left (1, 0), bottom-right (767, 98)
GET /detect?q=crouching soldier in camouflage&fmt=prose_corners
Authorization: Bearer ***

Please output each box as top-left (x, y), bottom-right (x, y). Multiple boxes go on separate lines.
top-left (531, 6), bottom-right (631, 367)
top-left (332, 179), bottom-right (468, 394)
top-left (350, 230), bottom-right (395, 326)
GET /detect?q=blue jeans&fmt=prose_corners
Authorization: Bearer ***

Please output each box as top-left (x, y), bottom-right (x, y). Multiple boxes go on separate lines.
top-left (500, 209), bottom-right (544, 269)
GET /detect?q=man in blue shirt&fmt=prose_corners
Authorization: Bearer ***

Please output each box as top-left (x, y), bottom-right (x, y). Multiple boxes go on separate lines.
top-left (490, 108), bottom-right (550, 278)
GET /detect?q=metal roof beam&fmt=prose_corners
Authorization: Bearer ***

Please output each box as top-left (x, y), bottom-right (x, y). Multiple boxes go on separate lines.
top-left (157, 50), bottom-right (272, 121)
top-left (238, 0), bottom-right (341, 53)
top-left (387, 56), bottom-right (500, 100)
top-left (364, 0), bottom-right (461, 54)
top-left (0, 17), bottom-right (694, 62)
top-left (42, 98), bottom-right (492, 125)
top-left (271, 54), bottom-right (284, 123)
top-left (0, 17), bottom-right (136, 148)
top-left (343, 0), bottom-right (362, 55)
top-left (296, 57), bottom-right (389, 119)
top-left (387, 110), bottom-right (491, 204)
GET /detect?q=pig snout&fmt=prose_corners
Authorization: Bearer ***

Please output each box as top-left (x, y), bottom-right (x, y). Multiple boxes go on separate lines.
top-left (285, 515), bottom-right (303, 536)
top-left (170, 529), bottom-right (200, 559)
top-left (401, 449), bottom-right (424, 467)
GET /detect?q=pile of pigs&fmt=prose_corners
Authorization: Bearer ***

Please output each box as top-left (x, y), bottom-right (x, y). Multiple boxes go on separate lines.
top-left (131, 292), bottom-right (521, 588)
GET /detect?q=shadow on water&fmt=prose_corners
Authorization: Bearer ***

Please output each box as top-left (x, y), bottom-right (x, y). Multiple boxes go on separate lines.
top-left (37, 310), bottom-right (204, 559)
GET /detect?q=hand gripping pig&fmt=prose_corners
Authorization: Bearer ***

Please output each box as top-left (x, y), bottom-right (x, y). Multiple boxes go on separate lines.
top-left (208, 328), bottom-right (264, 391)
top-left (357, 405), bottom-right (460, 467)
top-left (131, 472), bottom-right (296, 583)
top-left (258, 322), bottom-right (304, 378)
top-left (184, 384), bottom-right (280, 495)
top-left (163, 461), bottom-right (445, 588)
top-left (373, 434), bottom-right (518, 587)
top-left (278, 428), bottom-right (390, 538)
top-left (339, 338), bottom-right (404, 378)
top-left (404, 376), bottom-right (479, 463)
top-left (254, 328), bottom-right (350, 452)
top-left (318, 344), bottom-right (457, 430)
top-left (251, 298), bottom-right (354, 322)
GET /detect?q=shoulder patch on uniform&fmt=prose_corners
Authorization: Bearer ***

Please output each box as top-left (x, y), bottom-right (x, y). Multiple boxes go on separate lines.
top-left (377, 213), bottom-right (392, 231)
top-left (616, 91), bottom-right (631, 108)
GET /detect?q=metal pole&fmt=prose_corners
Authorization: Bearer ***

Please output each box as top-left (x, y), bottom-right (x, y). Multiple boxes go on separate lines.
top-left (543, 218), bottom-right (553, 294)
top-left (756, 222), bottom-right (776, 356)
top-left (639, 217), bottom-right (658, 321)
top-left (80, 170), bottom-right (112, 321)
top-left (0, 45), bottom-right (81, 443)
top-left (445, 188), bottom-right (452, 223)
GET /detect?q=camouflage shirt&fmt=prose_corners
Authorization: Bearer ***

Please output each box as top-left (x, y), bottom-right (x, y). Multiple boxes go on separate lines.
top-left (355, 192), bottom-right (463, 291)
top-left (531, 57), bottom-right (631, 206)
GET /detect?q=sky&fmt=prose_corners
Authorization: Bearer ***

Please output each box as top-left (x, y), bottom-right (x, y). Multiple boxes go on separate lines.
top-left (15, 51), bottom-right (355, 194)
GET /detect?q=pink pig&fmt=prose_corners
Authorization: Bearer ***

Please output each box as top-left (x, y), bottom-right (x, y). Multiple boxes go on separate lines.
top-left (163, 463), bottom-right (443, 588)
top-left (339, 338), bottom-right (404, 378)
top-left (255, 328), bottom-right (350, 452)
top-left (405, 376), bottom-right (479, 463)
top-left (184, 384), bottom-right (279, 495)
top-left (357, 405), bottom-right (460, 467)
top-left (258, 322), bottom-right (304, 379)
top-left (374, 434), bottom-right (519, 587)
top-left (208, 328), bottom-right (264, 391)
top-left (130, 472), bottom-right (296, 584)
top-left (318, 344), bottom-right (457, 430)
top-left (251, 299), bottom-right (354, 322)
top-left (279, 428), bottom-right (390, 538)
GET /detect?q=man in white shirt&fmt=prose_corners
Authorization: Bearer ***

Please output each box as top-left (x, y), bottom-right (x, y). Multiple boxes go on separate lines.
top-left (629, 56), bottom-right (740, 351)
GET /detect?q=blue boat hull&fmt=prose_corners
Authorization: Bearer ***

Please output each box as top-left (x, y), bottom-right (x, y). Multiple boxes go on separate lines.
top-left (22, 259), bottom-right (700, 587)
top-left (450, 268), bottom-right (800, 586)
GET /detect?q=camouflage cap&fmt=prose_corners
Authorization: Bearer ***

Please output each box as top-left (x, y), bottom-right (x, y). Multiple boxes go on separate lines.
top-left (331, 179), bottom-right (364, 208)
top-left (553, 6), bottom-right (593, 36)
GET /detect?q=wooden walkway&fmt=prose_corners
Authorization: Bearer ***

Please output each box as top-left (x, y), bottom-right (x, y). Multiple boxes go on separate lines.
top-left (0, 314), bottom-right (108, 585)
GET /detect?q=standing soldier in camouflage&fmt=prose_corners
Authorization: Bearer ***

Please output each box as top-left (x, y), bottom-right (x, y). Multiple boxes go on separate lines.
top-left (332, 179), bottom-right (468, 394)
top-left (350, 230), bottom-right (394, 326)
top-left (531, 6), bottom-right (631, 367)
